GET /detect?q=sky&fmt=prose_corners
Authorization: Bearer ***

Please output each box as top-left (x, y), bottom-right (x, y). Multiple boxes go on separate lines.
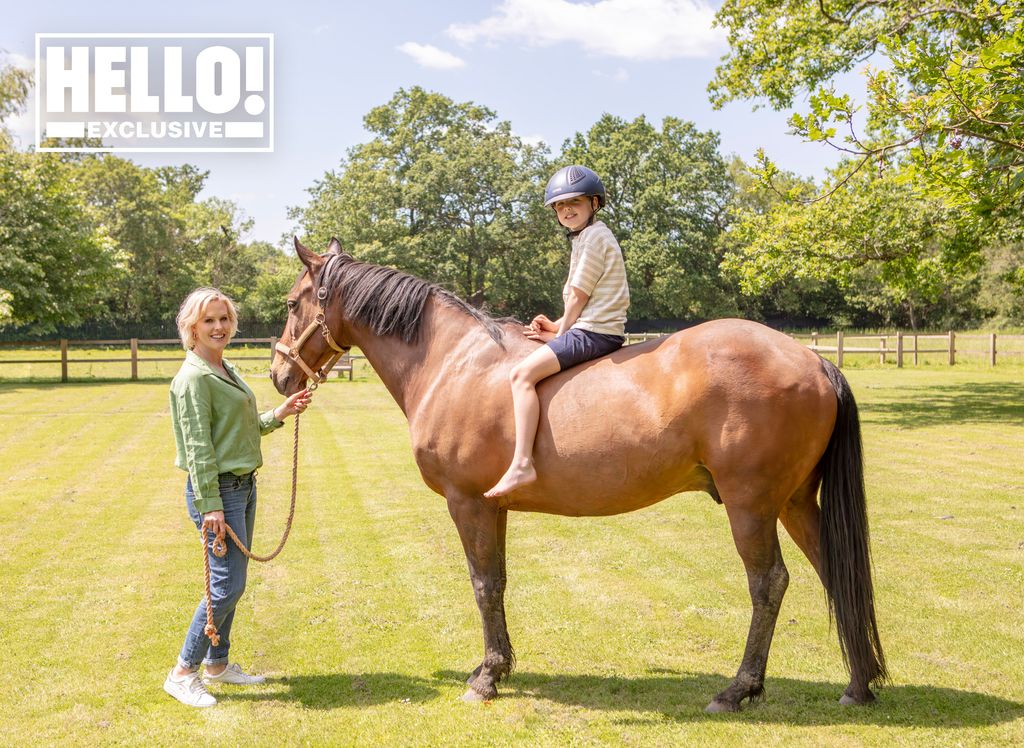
top-left (1, 0), bottom-right (867, 247)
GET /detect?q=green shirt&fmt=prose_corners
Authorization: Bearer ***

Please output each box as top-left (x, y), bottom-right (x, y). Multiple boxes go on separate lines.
top-left (169, 350), bottom-right (283, 513)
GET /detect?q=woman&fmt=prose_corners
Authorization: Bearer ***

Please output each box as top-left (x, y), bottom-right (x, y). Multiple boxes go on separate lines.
top-left (163, 288), bottom-right (311, 708)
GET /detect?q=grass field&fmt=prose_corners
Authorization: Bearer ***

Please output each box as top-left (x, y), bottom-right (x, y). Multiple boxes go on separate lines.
top-left (0, 361), bottom-right (1022, 746)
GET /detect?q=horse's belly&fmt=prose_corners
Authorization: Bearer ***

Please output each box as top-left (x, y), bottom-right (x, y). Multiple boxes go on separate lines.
top-left (506, 408), bottom-right (706, 516)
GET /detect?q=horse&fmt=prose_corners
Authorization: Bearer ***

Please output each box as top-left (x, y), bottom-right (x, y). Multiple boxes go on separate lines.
top-left (270, 238), bottom-right (888, 711)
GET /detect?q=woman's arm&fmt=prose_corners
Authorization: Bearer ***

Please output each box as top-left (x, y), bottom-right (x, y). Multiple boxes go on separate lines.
top-left (273, 389), bottom-right (312, 422)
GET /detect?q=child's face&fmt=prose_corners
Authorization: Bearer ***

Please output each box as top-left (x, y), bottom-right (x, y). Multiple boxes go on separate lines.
top-left (553, 195), bottom-right (595, 232)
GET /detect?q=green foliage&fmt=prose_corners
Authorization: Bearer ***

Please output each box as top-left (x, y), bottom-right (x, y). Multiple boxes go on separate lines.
top-left (0, 54), bottom-right (31, 149)
top-left (293, 87), bottom-right (560, 319)
top-left (240, 243), bottom-right (303, 325)
top-left (711, 0), bottom-right (1024, 216)
top-left (722, 162), bottom-right (984, 328)
top-left (0, 150), bottom-right (115, 332)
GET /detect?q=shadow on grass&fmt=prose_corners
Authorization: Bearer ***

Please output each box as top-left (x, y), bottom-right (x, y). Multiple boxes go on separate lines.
top-left (218, 671), bottom-right (441, 708)
top-left (433, 669), bottom-right (1024, 727)
top-left (861, 381), bottom-right (1024, 429)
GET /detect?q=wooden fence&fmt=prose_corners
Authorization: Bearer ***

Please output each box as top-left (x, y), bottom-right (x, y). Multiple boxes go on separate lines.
top-left (1, 330), bottom-right (1022, 382)
top-left (799, 331), bottom-right (1024, 368)
top-left (0, 337), bottom-right (278, 383)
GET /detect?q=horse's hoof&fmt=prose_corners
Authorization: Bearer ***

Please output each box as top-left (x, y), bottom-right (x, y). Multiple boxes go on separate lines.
top-left (839, 690), bottom-right (875, 706)
top-left (461, 687), bottom-right (491, 703)
top-left (466, 665), bottom-right (482, 685)
top-left (705, 699), bottom-right (739, 713)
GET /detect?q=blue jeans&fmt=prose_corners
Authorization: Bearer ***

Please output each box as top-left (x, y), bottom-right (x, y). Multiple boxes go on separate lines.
top-left (177, 472), bottom-right (257, 670)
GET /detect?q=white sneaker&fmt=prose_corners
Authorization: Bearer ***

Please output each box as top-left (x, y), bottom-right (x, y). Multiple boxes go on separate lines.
top-left (164, 669), bottom-right (217, 707)
top-left (202, 662), bottom-right (266, 686)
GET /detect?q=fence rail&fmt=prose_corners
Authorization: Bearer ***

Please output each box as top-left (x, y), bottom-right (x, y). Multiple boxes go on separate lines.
top-left (1, 330), bottom-right (1022, 381)
top-left (798, 330), bottom-right (1024, 368)
top-left (0, 337), bottom-right (279, 382)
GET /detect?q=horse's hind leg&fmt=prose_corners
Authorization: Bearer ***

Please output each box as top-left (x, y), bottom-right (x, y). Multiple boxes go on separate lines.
top-left (781, 473), bottom-right (878, 706)
top-left (707, 505), bottom-right (789, 713)
top-left (447, 495), bottom-right (513, 701)
top-left (779, 473), bottom-right (823, 581)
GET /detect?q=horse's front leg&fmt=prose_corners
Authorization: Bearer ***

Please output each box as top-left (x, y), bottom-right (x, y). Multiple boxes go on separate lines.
top-left (447, 495), bottom-right (513, 701)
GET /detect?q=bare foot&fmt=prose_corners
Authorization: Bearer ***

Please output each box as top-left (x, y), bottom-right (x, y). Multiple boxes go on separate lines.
top-left (484, 461), bottom-right (537, 498)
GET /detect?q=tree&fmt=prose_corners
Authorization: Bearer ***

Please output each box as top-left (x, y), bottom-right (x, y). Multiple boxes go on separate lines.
top-left (560, 114), bottom-right (736, 320)
top-left (0, 150), bottom-right (116, 332)
top-left (721, 162), bottom-right (984, 329)
top-left (72, 157), bottom-right (257, 327)
top-left (720, 157), bottom-right (857, 326)
top-left (0, 54), bottom-right (31, 150)
top-left (293, 87), bottom-right (560, 318)
top-left (239, 243), bottom-right (303, 325)
top-left (0, 58), bottom-right (117, 332)
top-left (710, 0), bottom-right (1024, 215)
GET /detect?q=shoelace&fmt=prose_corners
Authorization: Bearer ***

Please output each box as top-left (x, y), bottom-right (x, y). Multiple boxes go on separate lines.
top-left (187, 676), bottom-right (211, 695)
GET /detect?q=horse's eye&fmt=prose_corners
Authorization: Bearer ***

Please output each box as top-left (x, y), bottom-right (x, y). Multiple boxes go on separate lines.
top-left (286, 299), bottom-right (297, 311)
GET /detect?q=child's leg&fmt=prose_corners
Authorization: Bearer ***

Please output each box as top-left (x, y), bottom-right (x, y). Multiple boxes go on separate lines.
top-left (484, 345), bottom-right (562, 498)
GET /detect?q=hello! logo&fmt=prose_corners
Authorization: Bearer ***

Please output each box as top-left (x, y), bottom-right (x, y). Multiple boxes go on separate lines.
top-left (36, 33), bottom-right (273, 152)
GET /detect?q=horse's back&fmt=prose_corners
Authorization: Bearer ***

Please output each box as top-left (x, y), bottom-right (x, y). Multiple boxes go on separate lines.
top-left (513, 319), bottom-right (836, 514)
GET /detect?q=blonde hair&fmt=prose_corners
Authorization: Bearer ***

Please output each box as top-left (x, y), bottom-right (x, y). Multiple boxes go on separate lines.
top-left (176, 288), bottom-right (239, 351)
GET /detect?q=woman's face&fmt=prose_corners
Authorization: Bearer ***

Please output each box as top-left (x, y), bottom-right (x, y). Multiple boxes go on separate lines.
top-left (193, 299), bottom-right (232, 355)
top-left (553, 195), bottom-right (596, 232)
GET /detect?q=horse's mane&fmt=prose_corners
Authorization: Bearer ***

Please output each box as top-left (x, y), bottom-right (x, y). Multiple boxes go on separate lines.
top-left (321, 253), bottom-right (507, 345)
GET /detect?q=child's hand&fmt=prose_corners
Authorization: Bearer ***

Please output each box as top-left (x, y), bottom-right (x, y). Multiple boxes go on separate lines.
top-left (531, 314), bottom-right (557, 332)
top-left (525, 328), bottom-right (556, 343)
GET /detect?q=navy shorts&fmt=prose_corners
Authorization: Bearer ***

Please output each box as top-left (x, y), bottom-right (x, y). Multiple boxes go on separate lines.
top-left (546, 328), bottom-right (625, 370)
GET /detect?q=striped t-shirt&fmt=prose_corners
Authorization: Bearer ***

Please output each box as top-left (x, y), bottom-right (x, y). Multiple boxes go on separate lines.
top-left (563, 220), bottom-right (630, 336)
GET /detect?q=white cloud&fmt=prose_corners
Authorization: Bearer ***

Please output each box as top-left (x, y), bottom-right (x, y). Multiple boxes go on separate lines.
top-left (447, 0), bottom-right (726, 61)
top-left (397, 42), bottom-right (466, 70)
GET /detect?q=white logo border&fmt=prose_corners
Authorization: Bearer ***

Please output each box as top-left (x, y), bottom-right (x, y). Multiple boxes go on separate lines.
top-left (34, 32), bottom-right (275, 153)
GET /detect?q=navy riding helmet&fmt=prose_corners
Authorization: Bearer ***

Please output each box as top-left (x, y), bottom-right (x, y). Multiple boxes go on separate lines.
top-left (544, 165), bottom-right (606, 208)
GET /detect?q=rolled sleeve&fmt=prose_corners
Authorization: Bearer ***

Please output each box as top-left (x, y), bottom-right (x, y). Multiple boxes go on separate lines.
top-left (259, 409), bottom-right (284, 436)
top-left (175, 382), bottom-right (223, 514)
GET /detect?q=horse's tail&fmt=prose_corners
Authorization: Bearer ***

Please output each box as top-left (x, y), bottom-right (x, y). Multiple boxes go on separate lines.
top-left (818, 357), bottom-right (888, 687)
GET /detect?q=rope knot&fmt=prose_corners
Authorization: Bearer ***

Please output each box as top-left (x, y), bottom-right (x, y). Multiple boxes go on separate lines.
top-left (204, 624), bottom-right (221, 647)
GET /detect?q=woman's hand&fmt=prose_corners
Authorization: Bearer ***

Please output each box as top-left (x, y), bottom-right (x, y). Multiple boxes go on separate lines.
top-left (274, 389), bottom-right (312, 422)
top-left (202, 510), bottom-right (226, 539)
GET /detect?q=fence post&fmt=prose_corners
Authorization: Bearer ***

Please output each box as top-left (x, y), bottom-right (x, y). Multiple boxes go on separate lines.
top-left (990, 332), bottom-right (996, 367)
top-left (811, 331), bottom-right (819, 349)
top-left (270, 337), bottom-right (277, 364)
top-left (130, 338), bottom-right (138, 380)
top-left (879, 337), bottom-right (887, 365)
top-left (896, 331), bottom-right (904, 368)
top-left (60, 339), bottom-right (69, 382)
top-left (948, 330), bottom-right (956, 365)
top-left (837, 330), bottom-right (844, 368)
top-left (913, 334), bottom-right (919, 366)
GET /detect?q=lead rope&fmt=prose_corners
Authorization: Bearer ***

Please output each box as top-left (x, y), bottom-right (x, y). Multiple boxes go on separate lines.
top-left (201, 411), bottom-right (302, 646)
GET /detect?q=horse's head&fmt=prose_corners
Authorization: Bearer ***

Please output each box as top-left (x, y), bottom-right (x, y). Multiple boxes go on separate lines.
top-left (270, 237), bottom-right (350, 395)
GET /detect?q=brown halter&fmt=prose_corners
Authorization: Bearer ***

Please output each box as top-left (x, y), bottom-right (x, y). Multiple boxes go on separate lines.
top-left (274, 257), bottom-right (348, 390)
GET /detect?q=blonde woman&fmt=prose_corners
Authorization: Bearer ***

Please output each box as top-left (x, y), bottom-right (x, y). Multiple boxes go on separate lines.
top-left (163, 288), bottom-right (310, 707)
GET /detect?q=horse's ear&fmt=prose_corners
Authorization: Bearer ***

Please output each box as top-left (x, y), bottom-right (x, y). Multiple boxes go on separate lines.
top-left (327, 237), bottom-right (343, 255)
top-left (293, 236), bottom-right (324, 271)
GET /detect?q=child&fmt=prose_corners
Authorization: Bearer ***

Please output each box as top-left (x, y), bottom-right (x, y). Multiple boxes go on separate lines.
top-left (485, 165), bottom-right (629, 498)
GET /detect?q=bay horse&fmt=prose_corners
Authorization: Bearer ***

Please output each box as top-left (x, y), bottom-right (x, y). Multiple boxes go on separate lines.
top-left (271, 238), bottom-right (888, 711)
